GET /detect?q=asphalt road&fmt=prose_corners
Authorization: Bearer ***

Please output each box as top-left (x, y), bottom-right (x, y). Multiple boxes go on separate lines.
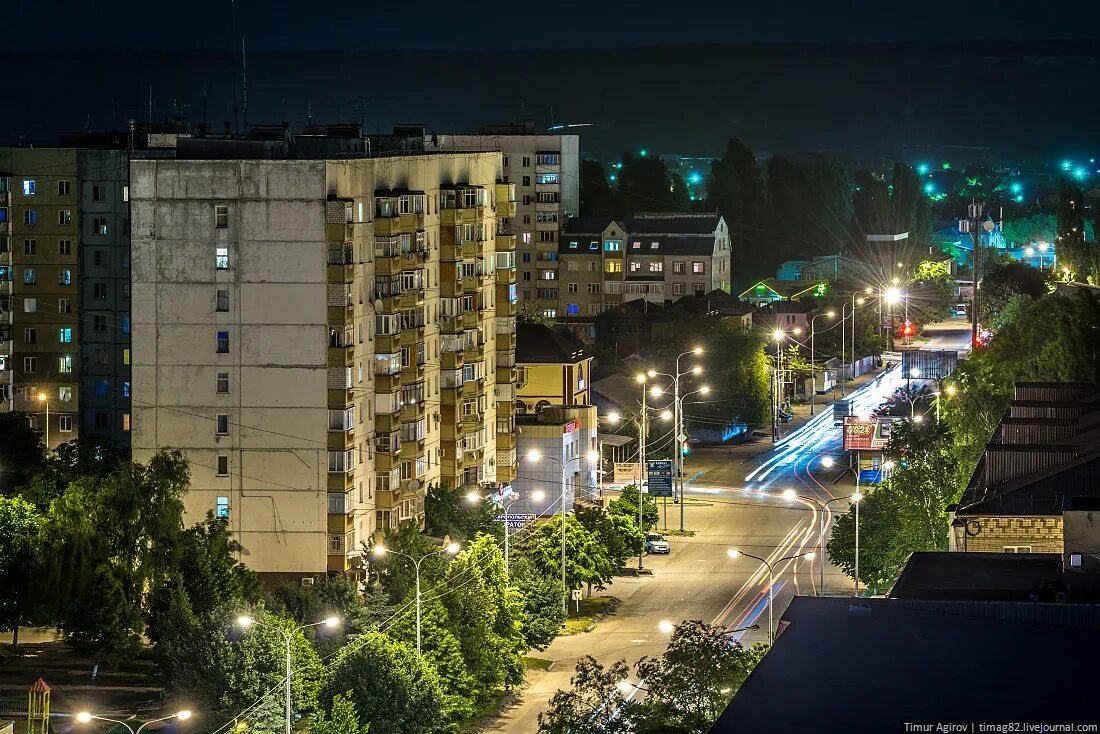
top-left (488, 320), bottom-right (969, 732)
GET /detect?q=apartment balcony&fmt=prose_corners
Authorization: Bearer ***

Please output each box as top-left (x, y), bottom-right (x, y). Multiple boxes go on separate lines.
top-left (375, 451), bottom-right (400, 472)
top-left (461, 378), bottom-right (486, 400)
top-left (497, 366), bottom-right (517, 386)
top-left (496, 331), bottom-right (516, 351)
top-left (400, 438), bottom-right (426, 457)
top-left (494, 381), bottom-right (516, 402)
top-left (374, 214), bottom-right (425, 237)
top-left (398, 289), bottom-right (425, 309)
top-left (440, 386), bottom-right (459, 407)
top-left (441, 207), bottom-right (483, 227)
top-left (327, 303), bottom-right (354, 326)
top-left (376, 332), bottom-right (400, 355)
top-left (375, 372), bottom-right (401, 394)
top-left (327, 263), bottom-right (354, 284)
top-left (0, 282), bottom-right (10, 296)
top-left (325, 220), bottom-right (354, 244)
top-left (400, 329), bottom-right (426, 352)
top-left (495, 182), bottom-right (517, 216)
top-left (328, 387), bottom-right (354, 410)
top-left (461, 311), bottom-right (480, 329)
top-left (495, 269), bottom-right (516, 287)
top-left (375, 254), bottom-right (400, 277)
top-left (327, 471), bottom-right (354, 493)
top-left (328, 345), bottom-right (354, 368)
top-left (495, 351), bottom-right (516, 369)
top-left (375, 411), bottom-right (400, 434)
top-left (375, 489), bottom-right (396, 511)
top-left (327, 510), bottom-right (354, 535)
top-left (400, 400), bottom-right (426, 423)
top-left (442, 351), bottom-right (464, 371)
top-left (328, 429), bottom-right (355, 450)
top-left (0, 310), bottom-right (11, 326)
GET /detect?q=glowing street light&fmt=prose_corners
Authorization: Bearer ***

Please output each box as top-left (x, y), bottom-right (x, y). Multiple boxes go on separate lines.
top-left (75, 711), bottom-right (193, 734)
top-left (372, 543), bottom-right (456, 655)
top-left (727, 548), bottom-right (815, 640)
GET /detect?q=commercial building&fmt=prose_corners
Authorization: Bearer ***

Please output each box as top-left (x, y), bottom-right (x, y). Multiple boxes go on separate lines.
top-left (515, 323), bottom-right (591, 413)
top-left (557, 213), bottom-right (731, 337)
top-left (510, 404), bottom-right (599, 517)
top-left (0, 149), bottom-right (83, 451)
top-left (131, 146), bottom-right (517, 577)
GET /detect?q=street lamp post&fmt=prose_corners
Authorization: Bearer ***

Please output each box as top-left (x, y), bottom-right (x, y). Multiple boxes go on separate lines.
top-left (780, 484), bottom-right (862, 596)
top-left (523, 450), bottom-right (570, 613)
top-left (676, 385), bottom-right (710, 530)
top-left (36, 392), bottom-right (49, 450)
top-left (237, 614), bottom-right (340, 734)
top-left (809, 312), bottom-right (835, 415)
top-left (650, 348), bottom-right (703, 532)
top-left (771, 329), bottom-right (785, 442)
top-left (371, 543), bottom-right (457, 655)
top-left (727, 548), bottom-right (815, 641)
top-left (76, 711), bottom-right (193, 734)
top-left (466, 486), bottom-right (544, 574)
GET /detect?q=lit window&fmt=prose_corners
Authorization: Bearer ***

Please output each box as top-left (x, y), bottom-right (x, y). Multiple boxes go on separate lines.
top-left (122, 316), bottom-right (130, 333)
top-left (23, 269), bottom-right (34, 285)
top-left (59, 387), bottom-right (72, 402)
top-left (123, 381), bottom-right (130, 397)
top-left (58, 210), bottom-right (71, 225)
top-left (58, 328), bottom-right (72, 343)
top-left (122, 349), bottom-right (130, 365)
top-left (58, 269), bottom-right (71, 285)
top-left (216, 495), bottom-right (230, 517)
top-left (567, 304), bottom-right (580, 315)
top-left (22, 180), bottom-right (35, 196)
top-left (58, 355), bottom-right (72, 373)
top-left (23, 298), bottom-right (35, 313)
top-left (215, 246), bottom-right (229, 269)
top-left (93, 217), bottom-right (107, 235)
top-left (122, 413), bottom-right (130, 431)
top-left (692, 261), bottom-right (705, 274)
top-left (95, 379), bottom-right (108, 397)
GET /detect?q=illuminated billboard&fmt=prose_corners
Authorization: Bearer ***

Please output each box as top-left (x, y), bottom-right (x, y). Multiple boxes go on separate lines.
top-left (842, 417), bottom-right (894, 451)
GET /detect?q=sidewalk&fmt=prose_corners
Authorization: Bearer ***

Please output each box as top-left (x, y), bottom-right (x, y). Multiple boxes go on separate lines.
top-left (783, 365), bottom-right (885, 434)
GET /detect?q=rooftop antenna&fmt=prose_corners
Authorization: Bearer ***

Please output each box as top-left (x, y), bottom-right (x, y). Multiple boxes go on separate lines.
top-left (148, 84), bottom-right (153, 127)
top-left (241, 37), bottom-right (248, 129)
top-left (307, 100), bottom-right (312, 125)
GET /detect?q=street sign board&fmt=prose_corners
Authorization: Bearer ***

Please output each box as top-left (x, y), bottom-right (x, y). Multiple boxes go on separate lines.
top-left (495, 513), bottom-right (536, 529)
top-left (647, 459), bottom-right (674, 497)
top-left (833, 399), bottom-right (852, 423)
top-left (571, 589), bottom-right (583, 601)
top-left (843, 417), bottom-right (894, 451)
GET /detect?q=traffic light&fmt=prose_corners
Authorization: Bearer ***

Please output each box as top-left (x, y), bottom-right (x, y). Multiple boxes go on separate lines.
top-left (901, 320), bottom-right (915, 337)
top-left (681, 440), bottom-right (690, 457)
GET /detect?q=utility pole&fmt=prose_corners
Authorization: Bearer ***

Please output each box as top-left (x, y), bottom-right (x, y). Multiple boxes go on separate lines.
top-left (968, 199), bottom-right (984, 348)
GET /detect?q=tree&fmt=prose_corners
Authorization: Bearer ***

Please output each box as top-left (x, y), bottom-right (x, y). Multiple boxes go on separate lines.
top-left (538, 656), bottom-right (636, 734)
top-left (525, 514), bottom-right (614, 593)
top-left (424, 483), bottom-right (501, 544)
top-left (765, 155), bottom-right (810, 263)
top-left (617, 153), bottom-right (682, 215)
top-left (805, 154), bottom-right (855, 255)
top-left (579, 159), bottom-right (621, 217)
top-left (309, 692), bottom-right (369, 734)
top-left (517, 299), bottom-right (555, 326)
top-left (0, 496), bottom-right (44, 644)
top-left (979, 262), bottom-right (1048, 328)
top-left (38, 449), bottom-right (191, 663)
top-left (1056, 179), bottom-right (1088, 280)
top-left (1002, 214), bottom-right (1056, 247)
top-left (827, 421), bottom-right (959, 591)
top-left (267, 576), bottom-right (365, 657)
top-left (509, 557), bottom-right (566, 650)
top-left (162, 607), bottom-right (324, 734)
top-left (371, 522), bottom-right (451, 604)
top-left (387, 593), bottom-right (475, 724)
top-left (606, 485), bottom-right (658, 531)
top-left (632, 620), bottom-right (768, 732)
top-left (576, 504), bottom-right (644, 570)
top-left (440, 534), bottom-right (526, 705)
top-left (321, 631), bottom-right (447, 734)
top-left (707, 139), bottom-right (766, 276)
top-left (0, 412), bottom-right (45, 496)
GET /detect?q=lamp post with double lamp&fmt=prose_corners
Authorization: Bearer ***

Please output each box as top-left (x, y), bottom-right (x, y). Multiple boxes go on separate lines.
top-left (521, 449), bottom-right (572, 613)
top-left (883, 286), bottom-right (902, 352)
top-left (809, 311), bottom-right (836, 415)
top-left (726, 548), bottom-right (814, 641)
top-left (657, 619), bottom-right (759, 636)
top-left (371, 542), bottom-right (458, 655)
top-left (675, 385), bottom-right (710, 530)
top-left (648, 349), bottom-right (704, 530)
top-left (779, 485), bottom-right (862, 596)
top-left (237, 615), bottom-right (338, 734)
top-left (770, 328), bottom-right (800, 442)
top-left (76, 710), bottom-right (192, 734)
top-left (465, 485), bottom-right (549, 575)
top-left (838, 298), bottom-right (865, 396)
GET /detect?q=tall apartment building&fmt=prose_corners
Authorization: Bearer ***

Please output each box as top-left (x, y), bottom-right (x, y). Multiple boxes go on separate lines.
top-left (0, 149), bottom-right (82, 450)
top-left (131, 149), bottom-right (517, 577)
top-left (428, 122), bottom-right (579, 315)
top-left (557, 213), bottom-right (732, 338)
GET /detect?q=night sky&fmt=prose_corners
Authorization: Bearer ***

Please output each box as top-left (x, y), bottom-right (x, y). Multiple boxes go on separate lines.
top-left (9, 0), bottom-right (1099, 50)
top-left (4, 2), bottom-right (1099, 159)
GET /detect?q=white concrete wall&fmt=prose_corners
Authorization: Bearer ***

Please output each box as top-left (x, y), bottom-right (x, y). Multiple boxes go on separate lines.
top-left (131, 159), bottom-right (330, 575)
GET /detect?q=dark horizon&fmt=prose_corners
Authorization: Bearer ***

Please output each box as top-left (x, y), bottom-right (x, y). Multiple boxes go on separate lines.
top-left (5, 39), bottom-right (1099, 162)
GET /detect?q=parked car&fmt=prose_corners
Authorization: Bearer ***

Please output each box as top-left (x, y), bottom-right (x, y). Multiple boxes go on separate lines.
top-left (777, 409), bottom-right (793, 423)
top-left (750, 430), bottom-right (769, 440)
top-left (645, 532), bottom-right (671, 554)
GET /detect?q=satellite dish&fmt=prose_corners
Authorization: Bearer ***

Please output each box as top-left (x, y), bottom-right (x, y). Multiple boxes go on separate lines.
top-left (408, 479), bottom-right (421, 491)
top-left (373, 299), bottom-right (384, 313)
top-left (982, 220), bottom-right (996, 233)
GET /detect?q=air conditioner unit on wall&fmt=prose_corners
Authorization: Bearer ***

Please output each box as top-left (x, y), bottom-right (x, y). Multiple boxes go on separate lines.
top-left (301, 577), bottom-right (315, 586)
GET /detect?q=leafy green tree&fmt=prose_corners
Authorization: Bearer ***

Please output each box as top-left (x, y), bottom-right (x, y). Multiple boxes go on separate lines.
top-left (267, 575), bottom-right (366, 656)
top-left (537, 656), bottom-right (636, 734)
top-left (0, 412), bottom-right (45, 496)
top-left (38, 449), bottom-right (190, 662)
top-left (576, 505), bottom-right (644, 570)
top-left (827, 421), bottom-right (958, 591)
top-left (1002, 214), bottom-right (1056, 247)
top-left (632, 620), bottom-right (768, 732)
top-left (0, 495), bottom-right (44, 644)
top-left (607, 485), bottom-right (658, 531)
top-left (509, 557), bottom-right (566, 650)
top-left (161, 607), bottom-right (323, 734)
top-left (309, 692), bottom-right (369, 734)
top-left (525, 514), bottom-right (614, 593)
top-left (440, 534), bottom-right (526, 705)
top-left (387, 593), bottom-right (475, 724)
top-left (765, 155), bottom-right (811, 262)
top-left (805, 154), bottom-right (856, 255)
top-left (1056, 179), bottom-right (1088, 280)
top-left (707, 139), bottom-right (766, 274)
top-left (424, 483), bottom-right (501, 544)
top-left (321, 631), bottom-right (447, 734)
top-left (372, 522), bottom-right (451, 604)
top-left (979, 262), bottom-right (1048, 328)
top-left (579, 159), bottom-right (621, 218)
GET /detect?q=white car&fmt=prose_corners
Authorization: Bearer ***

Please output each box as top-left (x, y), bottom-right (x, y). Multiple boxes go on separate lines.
top-left (645, 532), bottom-right (670, 554)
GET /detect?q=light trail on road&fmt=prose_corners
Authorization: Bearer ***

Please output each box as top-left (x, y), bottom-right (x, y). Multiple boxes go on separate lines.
top-left (710, 366), bottom-right (902, 637)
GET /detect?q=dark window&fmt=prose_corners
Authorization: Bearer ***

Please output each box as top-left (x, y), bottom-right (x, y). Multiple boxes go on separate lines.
top-left (217, 330), bottom-right (229, 353)
top-left (216, 414), bottom-right (229, 435)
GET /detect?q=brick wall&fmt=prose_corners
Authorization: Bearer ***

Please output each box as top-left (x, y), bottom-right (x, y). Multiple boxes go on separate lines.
top-left (951, 515), bottom-right (1063, 553)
